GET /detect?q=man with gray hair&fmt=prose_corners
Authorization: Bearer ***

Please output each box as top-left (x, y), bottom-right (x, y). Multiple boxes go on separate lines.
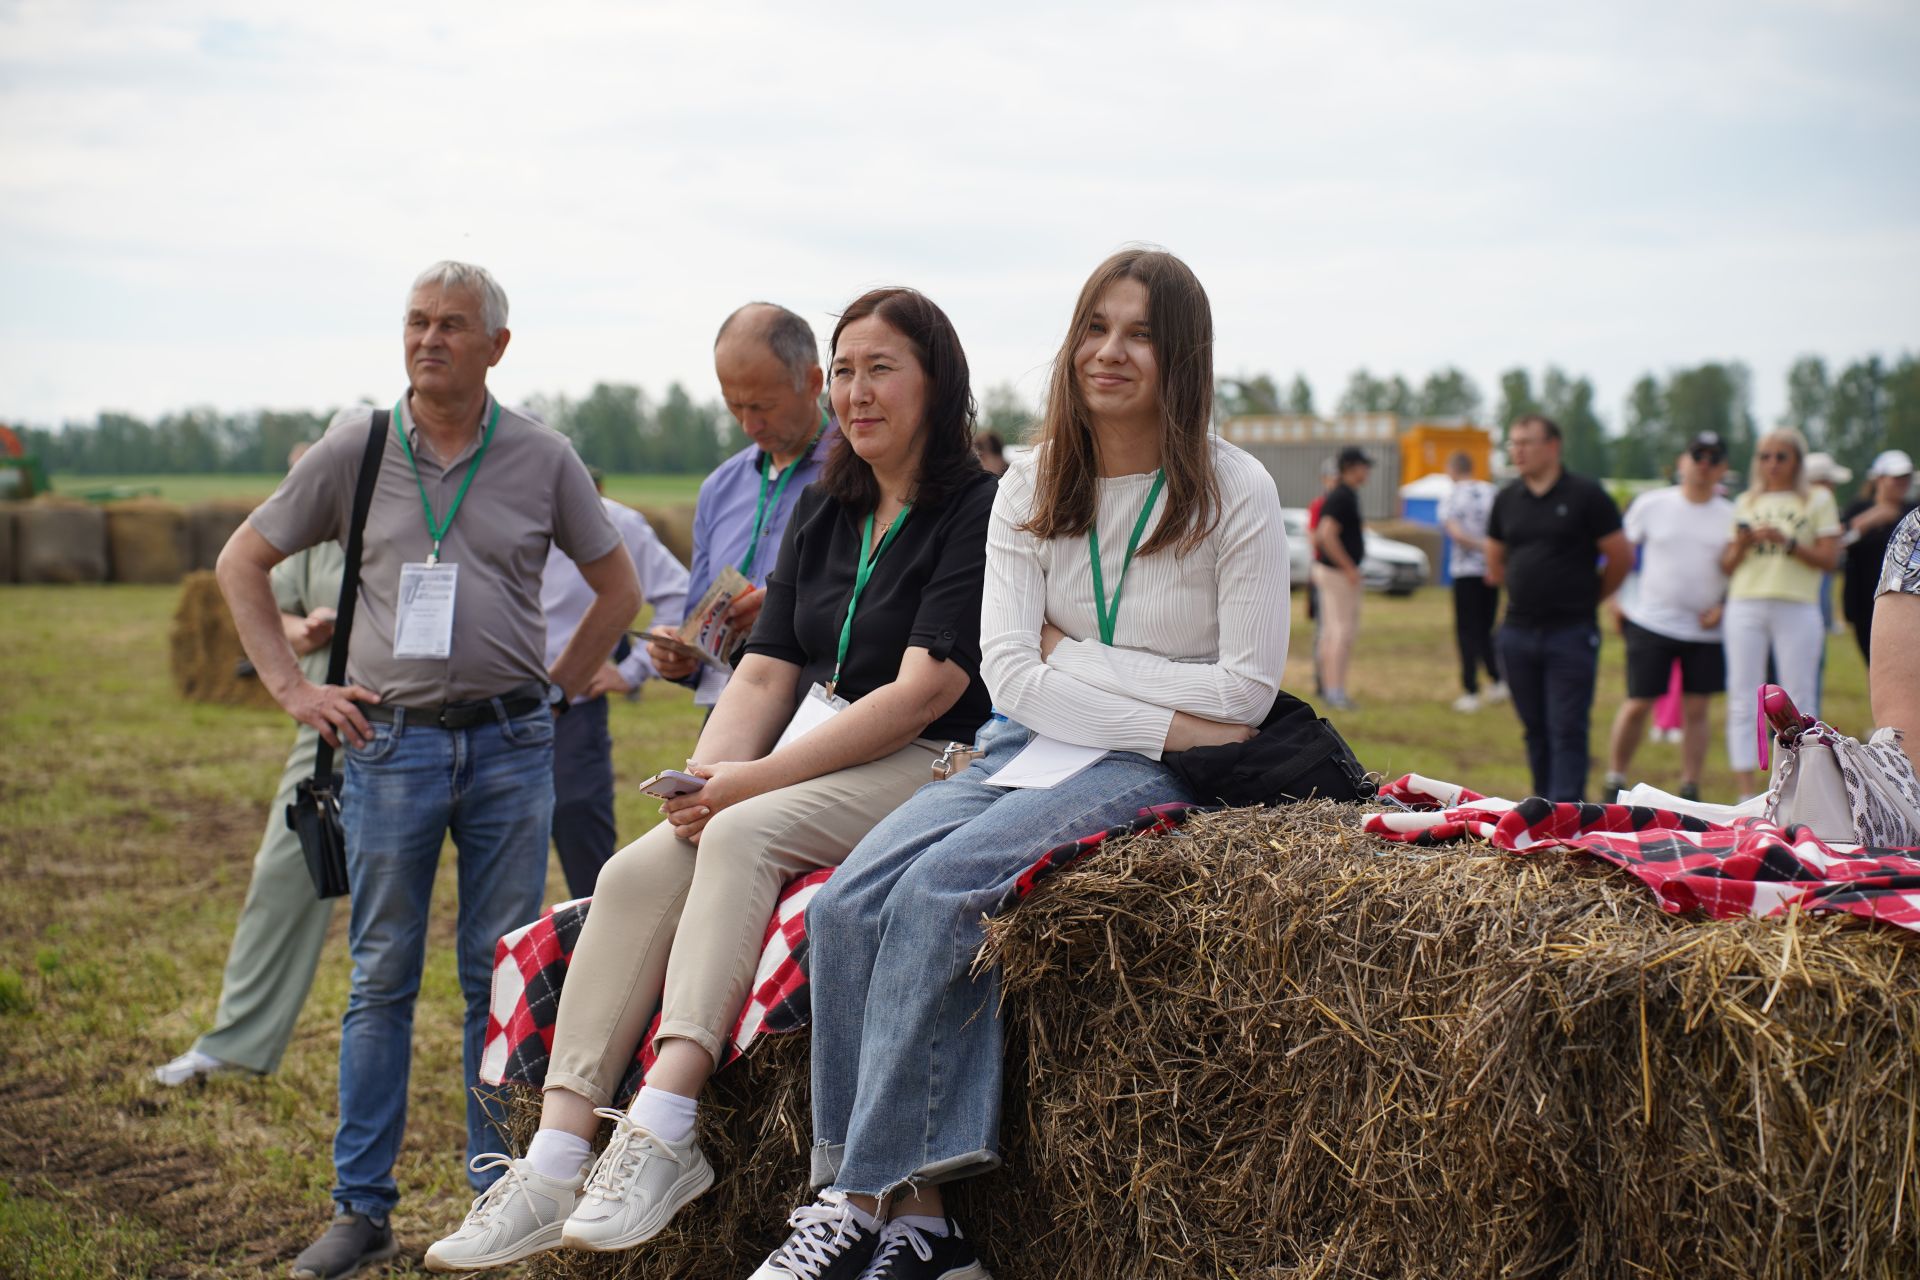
top-left (645, 302), bottom-right (836, 703)
top-left (218, 261), bottom-right (641, 1279)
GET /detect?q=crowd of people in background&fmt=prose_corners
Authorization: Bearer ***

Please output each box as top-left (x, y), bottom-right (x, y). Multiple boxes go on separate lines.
top-left (142, 250), bottom-right (1920, 1280)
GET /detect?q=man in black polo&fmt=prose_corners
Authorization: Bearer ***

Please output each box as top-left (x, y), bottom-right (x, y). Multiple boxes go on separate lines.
top-left (1485, 414), bottom-right (1632, 801)
top-left (1311, 445), bottom-right (1371, 711)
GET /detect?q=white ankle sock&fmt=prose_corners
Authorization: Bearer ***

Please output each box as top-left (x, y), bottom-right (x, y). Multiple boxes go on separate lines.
top-left (628, 1084), bottom-right (698, 1143)
top-left (893, 1213), bottom-right (949, 1237)
top-left (525, 1128), bottom-right (592, 1180)
top-left (843, 1198), bottom-right (882, 1232)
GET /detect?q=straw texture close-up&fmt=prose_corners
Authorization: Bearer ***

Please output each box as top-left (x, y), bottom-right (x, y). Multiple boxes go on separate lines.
top-left (501, 801), bottom-right (1920, 1280)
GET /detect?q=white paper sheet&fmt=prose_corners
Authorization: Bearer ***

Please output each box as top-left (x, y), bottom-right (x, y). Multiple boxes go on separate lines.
top-left (773, 682), bottom-right (847, 753)
top-left (393, 562), bottom-right (458, 659)
top-left (989, 733), bottom-right (1107, 790)
top-left (1614, 782), bottom-right (1769, 824)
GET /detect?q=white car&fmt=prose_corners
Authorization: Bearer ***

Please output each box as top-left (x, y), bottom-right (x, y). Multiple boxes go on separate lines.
top-left (1282, 509), bottom-right (1431, 596)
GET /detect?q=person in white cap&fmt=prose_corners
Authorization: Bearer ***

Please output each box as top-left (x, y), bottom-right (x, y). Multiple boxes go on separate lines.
top-left (1840, 449), bottom-right (1917, 663)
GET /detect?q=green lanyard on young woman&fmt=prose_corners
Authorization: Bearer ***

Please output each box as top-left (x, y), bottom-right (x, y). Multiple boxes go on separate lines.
top-left (391, 398), bottom-right (502, 565)
top-left (827, 505), bottom-right (912, 695)
top-left (1088, 470), bottom-right (1166, 645)
top-left (740, 413), bottom-right (828, 576)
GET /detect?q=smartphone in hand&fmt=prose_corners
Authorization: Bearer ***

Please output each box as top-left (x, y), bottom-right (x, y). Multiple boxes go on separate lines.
top-left (638, 769), bottom-right (705, 800)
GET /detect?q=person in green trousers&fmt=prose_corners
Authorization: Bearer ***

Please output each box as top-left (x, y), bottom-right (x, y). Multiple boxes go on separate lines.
top-left (156, 457), bottom-right (347, 1083)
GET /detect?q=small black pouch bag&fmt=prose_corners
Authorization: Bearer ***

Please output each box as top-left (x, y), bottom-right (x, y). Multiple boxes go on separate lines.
top-left (1164, 690), bottom-right (1377, 808)
top-left (287, 412), bottom-right (388, 899)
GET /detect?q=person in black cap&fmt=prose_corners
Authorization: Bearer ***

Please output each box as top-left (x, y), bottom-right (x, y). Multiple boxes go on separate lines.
top-left (1311, 445), bottom-right (1372, 710)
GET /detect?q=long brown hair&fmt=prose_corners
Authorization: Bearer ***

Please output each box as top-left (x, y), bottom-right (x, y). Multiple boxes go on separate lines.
top-left (1020, 248), bottom-right (1219, 557)
top-left (820, 287), bottom-right (982, 514)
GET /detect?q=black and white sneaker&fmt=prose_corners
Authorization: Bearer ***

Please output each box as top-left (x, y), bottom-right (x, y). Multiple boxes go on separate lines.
top-left (861, 1217), bottom-right (991, 1280)
top-left (748, 1192), bottom-right (881, 1279)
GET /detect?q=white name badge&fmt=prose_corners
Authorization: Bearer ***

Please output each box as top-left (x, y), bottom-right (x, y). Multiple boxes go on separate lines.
top-left (394, 562), bottom-right (458, 660)
top-left (774, 682), bottom-right (850, 752)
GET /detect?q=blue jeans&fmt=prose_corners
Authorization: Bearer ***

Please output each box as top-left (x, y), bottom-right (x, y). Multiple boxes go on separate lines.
top-left (1497, 621), bottom-right (1600, 802)
top-left (332, 703), bottom-right (554, 1219)
top-left (805, 717), bottom-right (1193, 1197)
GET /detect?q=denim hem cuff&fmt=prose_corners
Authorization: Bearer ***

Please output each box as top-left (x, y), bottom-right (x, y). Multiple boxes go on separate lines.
top-left (542, 1072), bottom-right (612, 1109)
top-left (335, 1201), bottom-right (391, 1224)
top-left (809, 1141), bottom-right (844, 1189)
top-left (828, 1147), bottom-right (1001, 1197)
top-left (652, 1019), bottom-right (723, 1064)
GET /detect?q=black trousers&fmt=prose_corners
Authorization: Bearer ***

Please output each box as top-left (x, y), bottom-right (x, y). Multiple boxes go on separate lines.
top-left (1451, 575), bottom-right (1502, 694)
top-left (550, 694), bottom-right (616, 900)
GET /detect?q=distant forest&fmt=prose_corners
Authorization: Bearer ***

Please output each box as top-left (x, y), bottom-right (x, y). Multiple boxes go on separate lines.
top-left (16, 352), bottom-right (1918, 485)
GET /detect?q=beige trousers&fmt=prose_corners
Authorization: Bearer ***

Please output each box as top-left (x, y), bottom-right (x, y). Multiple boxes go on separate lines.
top-left (544, 736), bottom-right (944, 1105)
top-left (1312, 562), bottom-right (1363, 692)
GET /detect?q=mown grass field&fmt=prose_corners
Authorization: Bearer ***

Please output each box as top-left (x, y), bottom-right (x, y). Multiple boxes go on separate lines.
top-left (0, 583), bottom-right (1872, 1277)
top-left (46, 473), bottom-right (706, 509)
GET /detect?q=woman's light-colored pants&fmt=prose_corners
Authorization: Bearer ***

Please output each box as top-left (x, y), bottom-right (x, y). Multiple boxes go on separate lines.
top-left (1723, 596), bottom-right (1825, 772)
top-left (544, 737), bottom-right (943, 1106)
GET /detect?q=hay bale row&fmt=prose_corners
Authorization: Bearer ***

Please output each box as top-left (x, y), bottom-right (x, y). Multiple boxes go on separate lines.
top-left (187, 500), bottom-right (255, 571)
top-left (0, 497), bottom-right (256, 584)
top-left (635, 504), bottom-right (696, 572)
top-left (14, 499), bottom-right (108, 583)
top-left (503, 802), bottom-right (1920, 1280)
top-left (105, 499), bottom-right (193, 583)
top-left (170, 569), bottom-right (278, 710)
top-left (0, 502), bottom-right (16, 584)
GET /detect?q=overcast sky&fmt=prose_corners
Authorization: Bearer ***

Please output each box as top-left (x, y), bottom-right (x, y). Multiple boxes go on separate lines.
top-left (3, 0), bottom-right (1916, 434)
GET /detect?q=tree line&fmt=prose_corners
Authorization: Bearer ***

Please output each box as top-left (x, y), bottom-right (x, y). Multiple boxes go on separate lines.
top-left (15, 355), bottom-right (1916, 484)
top-left (1218, 354), bottom-right (1920, 483)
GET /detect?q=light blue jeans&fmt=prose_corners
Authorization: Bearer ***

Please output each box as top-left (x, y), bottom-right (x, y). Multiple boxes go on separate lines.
top-left (805, 716), bottom-right (1193, 1197)
top-left (332, 703), bottom-right (554, 1219)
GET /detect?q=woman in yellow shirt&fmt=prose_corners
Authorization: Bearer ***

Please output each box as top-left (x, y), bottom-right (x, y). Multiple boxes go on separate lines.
top-left (1718, 427), bottom-right (1842, 795)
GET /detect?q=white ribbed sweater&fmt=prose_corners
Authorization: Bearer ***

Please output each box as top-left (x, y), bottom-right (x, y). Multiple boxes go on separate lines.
top-left (981, 437), bottom-right (1292, 758)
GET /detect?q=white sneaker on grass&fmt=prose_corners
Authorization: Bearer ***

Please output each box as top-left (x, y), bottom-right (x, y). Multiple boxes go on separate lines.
top-left (1450, 692), bottom-right (1482, 713)
top-left (422, 1154), bottom-right (584, 1272)
top-left (559, 1107), bottom-right (714, 1252)
top-left (1483, 681), bottom-right (1510, 705)
top-left (152, 1049), bottom-right (240, 1087)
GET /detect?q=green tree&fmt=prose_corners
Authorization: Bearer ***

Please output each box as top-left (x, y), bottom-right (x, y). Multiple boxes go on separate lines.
top-left (1665, 362), bottom-right (1756, 476)
top-left (1883, 355), bottom-right (1920, 461)
top-left (1613, 374), bottom-right (1665, 480)
top-left (1826, 357), bottom-right (1885, 482)
top-left (1416, 367), bottom-right (1482, 419)
top-left (1541, 368), bottom-right (1608, 477)
top-left (1287, 374), bottom-right (1314, 415)
top-left (1496, 369), bottom-right (1540, 431)
top-left (1784, 356), bottom-right (1830, 448)
top-left (1338, 368), bottom-right (1393, 414)
top-left (980, 382), bottom-right (1034, 443)
top-left (1218, 374), bottom-right (1282, 418)
top-left (568, 383), bottom-right (649, 473)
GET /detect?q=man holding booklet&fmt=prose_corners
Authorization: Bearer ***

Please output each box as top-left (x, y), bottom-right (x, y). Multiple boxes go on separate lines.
top-left (646, 302), bottom-right (838, 704)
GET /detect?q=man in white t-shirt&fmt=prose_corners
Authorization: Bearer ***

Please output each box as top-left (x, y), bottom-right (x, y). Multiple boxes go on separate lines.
top-left (1603, 432), bottom-right (1734, 800)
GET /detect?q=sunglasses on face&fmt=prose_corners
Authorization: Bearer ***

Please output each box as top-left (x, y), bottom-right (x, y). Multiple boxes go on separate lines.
top-left (1757, 451), bottom-right (1795, 462)
top-left (1690, 449), bottom-right (1725, 463)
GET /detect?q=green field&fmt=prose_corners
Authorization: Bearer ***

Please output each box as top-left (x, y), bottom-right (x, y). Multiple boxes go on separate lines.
top-left (0, 584), bottom-right (1873, 1276)
top-left (45, 473), bottom-right (707, 509)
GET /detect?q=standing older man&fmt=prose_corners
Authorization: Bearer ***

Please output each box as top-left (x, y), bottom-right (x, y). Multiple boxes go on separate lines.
top-left (646, 303), bottom-right (835, 703)
top-left (1486, 414), bottom-right (1632, 802)
top-left (218, 261), bottom-right (640, 1280)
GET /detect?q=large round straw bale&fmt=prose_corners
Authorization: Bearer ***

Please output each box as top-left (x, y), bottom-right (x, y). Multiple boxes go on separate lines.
top-left (186, 500), bottom-right (256, 571)
top-left (105, 499), bottom-right (192, 583)
top-left (170, 570), bottom-right (277, 709)
top-left (0, 502), bottom-right (18, 583)
top-left (505, 803), bottom-right (1920, 1280)
top-left (15, 498), bottom-right (107, 583)
top-left (636, 504), bottom-right (696, 571)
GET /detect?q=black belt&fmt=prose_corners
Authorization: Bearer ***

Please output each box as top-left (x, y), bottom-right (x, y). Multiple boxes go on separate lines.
top-left (361, 682), bottom-right (547, 729)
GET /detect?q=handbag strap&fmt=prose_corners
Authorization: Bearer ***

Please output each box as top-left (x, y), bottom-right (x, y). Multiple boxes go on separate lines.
top-left (312, 410), bottom-right (390, 787)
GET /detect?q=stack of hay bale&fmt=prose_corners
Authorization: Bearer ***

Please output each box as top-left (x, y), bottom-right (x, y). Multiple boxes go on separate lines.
top-left (1, 496), bottom-right (255, 583)
top-left (170, 570), bottom-right (277, 710)
top-left (504, 802), bottom-right (1920, 1280)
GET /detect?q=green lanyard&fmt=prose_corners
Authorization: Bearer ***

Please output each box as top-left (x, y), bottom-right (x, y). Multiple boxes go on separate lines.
top-left (740, 414), bottom-right (827, 576)
top-left (392, 397), bottom-right (502, 565)
top-left (1089, 469), bottom-right (1166, 645)
top-left (828, 505), bottom-right (912, 694)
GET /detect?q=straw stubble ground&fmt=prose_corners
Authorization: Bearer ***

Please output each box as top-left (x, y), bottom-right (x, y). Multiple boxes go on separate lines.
top-left (0, 583), bottom-right (1880, 1277)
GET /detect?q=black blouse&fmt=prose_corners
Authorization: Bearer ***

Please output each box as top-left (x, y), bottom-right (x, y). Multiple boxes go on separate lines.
top-left (744, 471), bottom-right (997, 743)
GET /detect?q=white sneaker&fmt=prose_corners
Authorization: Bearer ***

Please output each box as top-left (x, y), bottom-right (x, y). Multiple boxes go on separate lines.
top-left (1450, 693), bottom-right (1482, 713)
top-left (152, 1049), bottom-right (238, 1087)
top-left (1483, 681), bottom-right (1510, 705)
top-left (748, 1193), bottom-right (881, 1279)
top-left (559, 1107), bottom-right (714, 1252)
top-left (422, 1154), bottom-right (584, 1272)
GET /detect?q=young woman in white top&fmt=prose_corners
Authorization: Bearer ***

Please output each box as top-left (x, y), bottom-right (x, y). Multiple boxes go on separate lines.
top-left (747, 249), bottom-right (1290, 1280)
top-left (1719, 426), bottom-right (1842, 795)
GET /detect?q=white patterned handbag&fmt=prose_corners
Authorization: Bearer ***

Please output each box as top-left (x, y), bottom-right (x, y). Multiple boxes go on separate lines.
top-left (1762, 686), bottom-right (1920, 847)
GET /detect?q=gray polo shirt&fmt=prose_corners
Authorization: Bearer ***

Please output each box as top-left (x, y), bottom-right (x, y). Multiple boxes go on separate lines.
top-left (249, 393), bottom-right (619, 706)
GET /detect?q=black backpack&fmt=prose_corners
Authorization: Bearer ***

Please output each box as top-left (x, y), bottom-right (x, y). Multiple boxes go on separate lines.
top-left (1163, 690), bottom-right (1376, 807)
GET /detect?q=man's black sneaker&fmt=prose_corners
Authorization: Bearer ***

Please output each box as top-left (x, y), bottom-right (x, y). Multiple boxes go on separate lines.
top-left (291, 1211), bottom-right (398, 1280)
top-left (748, 1193), bottom-right (880, 1279)
top-left (1679, 781), bottom-right (1701, 803)
top-left (862, 1216), bottom-right (992, 1280)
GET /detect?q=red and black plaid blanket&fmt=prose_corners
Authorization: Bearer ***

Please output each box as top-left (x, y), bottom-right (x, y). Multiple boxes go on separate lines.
top-left (1364, 774), bottom-right (1920, 931)
top-left (479, 802), bottom-right (1193, 1101)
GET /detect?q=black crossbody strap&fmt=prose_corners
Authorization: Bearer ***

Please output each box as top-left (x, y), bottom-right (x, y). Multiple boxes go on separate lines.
top-left (313, 410), bottom-right (390, 785)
